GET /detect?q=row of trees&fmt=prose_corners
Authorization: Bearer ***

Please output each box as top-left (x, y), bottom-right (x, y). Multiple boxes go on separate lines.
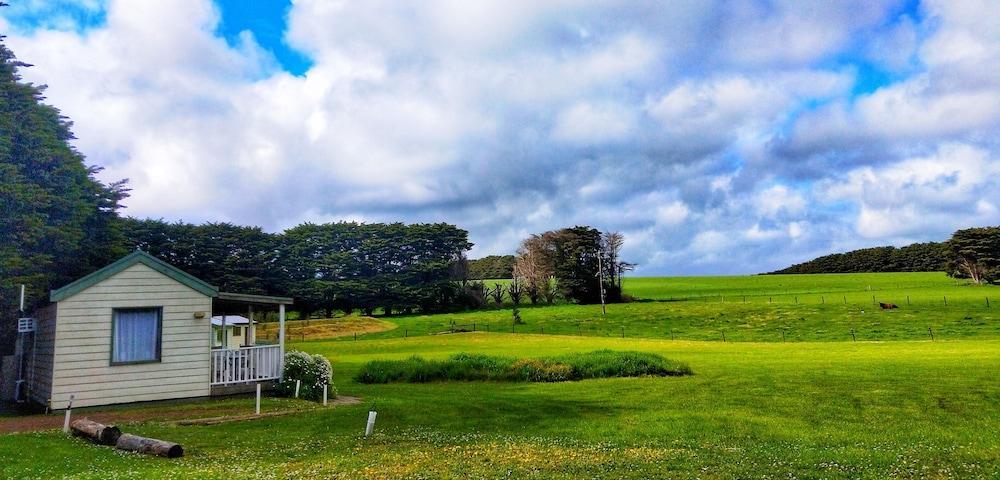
top-left (466, 255), bottom-right (515, 279)
top-left (123, 219), bottom-right (473, 318)
top-left (770, 227), bottom-right (999, 285)
top-left (770, 242), bottom-right (947, 274)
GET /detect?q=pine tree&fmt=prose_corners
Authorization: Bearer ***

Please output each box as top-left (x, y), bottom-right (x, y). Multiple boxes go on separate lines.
top-left (0, 35), bottom-right (128, 353)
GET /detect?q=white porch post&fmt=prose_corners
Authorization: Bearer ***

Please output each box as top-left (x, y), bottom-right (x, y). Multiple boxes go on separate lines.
top-left (278, 303), bottom-right (286, 381)
top-left (247, 305), bottom-right (254, 346)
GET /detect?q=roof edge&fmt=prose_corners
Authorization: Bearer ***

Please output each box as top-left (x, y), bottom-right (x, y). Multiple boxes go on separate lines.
top-left (216, 291), bottom-right (294, 305)
top-left (50, 251), bottom-right (219, 302)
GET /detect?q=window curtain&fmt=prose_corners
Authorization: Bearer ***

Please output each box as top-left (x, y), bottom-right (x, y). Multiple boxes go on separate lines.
top-left (113, 308), bottom-right (160, 363)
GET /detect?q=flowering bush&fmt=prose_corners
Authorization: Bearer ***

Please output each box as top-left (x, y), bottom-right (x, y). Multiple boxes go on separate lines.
top-left (276, 350), bottom-right (335, 401)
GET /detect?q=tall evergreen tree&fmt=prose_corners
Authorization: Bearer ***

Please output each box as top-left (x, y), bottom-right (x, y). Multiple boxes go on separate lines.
top-left (947, 227), bottom-right (1000, 285)
top-left (0, 36), bottom-right (127, 354)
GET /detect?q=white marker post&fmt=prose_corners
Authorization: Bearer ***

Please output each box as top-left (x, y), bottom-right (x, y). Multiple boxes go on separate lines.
top-left (62, 395), bottom-right (74, 433)
top-left (365, 410), bottom-right (377, 437)
top-left (294, 380), bottom-right (301, 398)
top-left (322, 385), bottom-right (328, 406)
top-left (255, 383), bottom-right (261, 415)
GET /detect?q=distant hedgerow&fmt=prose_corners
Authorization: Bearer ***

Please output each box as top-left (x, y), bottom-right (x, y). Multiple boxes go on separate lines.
top-left (354, 350), bottom-right (692, 384)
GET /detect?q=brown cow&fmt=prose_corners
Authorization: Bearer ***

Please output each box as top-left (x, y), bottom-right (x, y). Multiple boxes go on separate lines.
top-left (879, 302), bottom-right (898, 310)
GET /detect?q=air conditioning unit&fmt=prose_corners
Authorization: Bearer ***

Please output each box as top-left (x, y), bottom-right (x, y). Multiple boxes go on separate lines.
top-left (17, 317), bottom-right (35, 333)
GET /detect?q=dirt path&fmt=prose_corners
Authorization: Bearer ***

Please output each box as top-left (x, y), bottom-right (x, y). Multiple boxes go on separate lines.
top-left (0, 396), bottom-right (361, 434)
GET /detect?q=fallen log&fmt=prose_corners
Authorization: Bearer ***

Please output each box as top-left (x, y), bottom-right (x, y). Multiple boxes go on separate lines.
top-left (115, 433), bottom-right (184, 458)
top-left (70, 419), bottom-right (121, 446)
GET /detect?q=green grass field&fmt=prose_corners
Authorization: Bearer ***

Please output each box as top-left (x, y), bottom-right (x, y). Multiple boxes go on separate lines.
top-left (330, 273), bottom-right (999, 343)
top-left (2, 273), bottom-right (999, 478)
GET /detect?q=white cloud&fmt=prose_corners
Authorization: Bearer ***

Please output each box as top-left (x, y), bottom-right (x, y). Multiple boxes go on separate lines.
top-left (552, 102), bottom-right (635, 145)
top-left (648, 71), bottom-right (852, 151)
top-left (3, 0), bottom-right (998, 276)
top-left (754, 185), bottom-right (807, 218)
top-left (821, 143), bottom-right (1000, 238)
top-left (655, 201), bottom-right (690, 227)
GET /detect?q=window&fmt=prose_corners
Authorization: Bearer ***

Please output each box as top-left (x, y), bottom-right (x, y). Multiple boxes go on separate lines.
top-left (111, 307), bottom-right (162, 364)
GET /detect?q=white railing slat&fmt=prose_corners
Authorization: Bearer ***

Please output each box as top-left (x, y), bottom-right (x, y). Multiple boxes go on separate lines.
top-left (210, 345), bottom-right (282, 386)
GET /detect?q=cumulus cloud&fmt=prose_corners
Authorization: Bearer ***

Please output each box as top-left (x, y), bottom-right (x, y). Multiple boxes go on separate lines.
top-left (821, 143), bottom-right (1000, 239)
top-left (3, 0), bottom-right (998, 274)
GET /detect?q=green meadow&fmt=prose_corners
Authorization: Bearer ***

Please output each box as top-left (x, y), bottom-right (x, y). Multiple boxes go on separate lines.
top-left (2, 272), bottom-right (999, 478)
top-left (343, 273), bottom-right (999, 343)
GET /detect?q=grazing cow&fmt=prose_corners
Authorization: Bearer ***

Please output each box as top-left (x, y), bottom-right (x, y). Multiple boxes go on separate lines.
top-left (879, 302), bottom-right (898, 310)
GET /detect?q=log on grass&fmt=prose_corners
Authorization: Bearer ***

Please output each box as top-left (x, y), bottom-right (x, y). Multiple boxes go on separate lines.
top-left (115, 433), bottom-right (184, 458)
top-left (70, 419), bottom-right (121, 446)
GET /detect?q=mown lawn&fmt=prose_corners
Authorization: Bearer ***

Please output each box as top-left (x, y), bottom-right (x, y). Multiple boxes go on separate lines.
top-left (2, 334), bottom-right (999, 478)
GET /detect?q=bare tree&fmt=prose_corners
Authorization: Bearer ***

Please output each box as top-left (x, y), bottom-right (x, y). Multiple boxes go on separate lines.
top-left (602, 231), bottom-right (625, 288)
top-left (514, 234), bottom-right (555, 305)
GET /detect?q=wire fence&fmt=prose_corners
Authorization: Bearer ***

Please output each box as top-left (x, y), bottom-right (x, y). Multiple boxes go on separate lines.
top-left (258, 292), bottom-right (997, 344)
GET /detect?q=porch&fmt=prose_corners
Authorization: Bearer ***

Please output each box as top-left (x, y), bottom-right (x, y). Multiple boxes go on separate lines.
top-left (210, 292), bottom-right (293, 393)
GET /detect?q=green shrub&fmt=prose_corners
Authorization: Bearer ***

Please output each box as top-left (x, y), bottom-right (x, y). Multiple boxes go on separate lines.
top-left (509, 358), bottom-right (573, 382)
top-left (555, 350), bottom-right (693, 378)
top-left (276, 350), bottom-right (335, 400)
top-left (354, 350), bottom-right (691, 384)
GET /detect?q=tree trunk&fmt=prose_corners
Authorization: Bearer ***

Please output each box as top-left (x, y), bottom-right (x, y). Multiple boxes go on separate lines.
top-left (70, 419), bottom-right (121, 446)
top-left (960, 258), bottom-right (983, 284)
top-left (115, 433), bottom-right (184, 458)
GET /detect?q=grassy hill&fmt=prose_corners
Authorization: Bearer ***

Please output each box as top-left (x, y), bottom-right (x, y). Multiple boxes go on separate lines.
top-left (324, 273), bottom-right (998, 343)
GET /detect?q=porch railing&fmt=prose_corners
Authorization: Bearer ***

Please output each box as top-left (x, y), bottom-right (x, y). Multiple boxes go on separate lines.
top-left (211, 345), bottom-right (282, 386)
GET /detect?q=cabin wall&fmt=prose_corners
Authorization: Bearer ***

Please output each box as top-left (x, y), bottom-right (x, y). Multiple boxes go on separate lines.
top-left (27, 304), bottom-right (57, 405)
top-left (49, 263), bottom-right (212, 409)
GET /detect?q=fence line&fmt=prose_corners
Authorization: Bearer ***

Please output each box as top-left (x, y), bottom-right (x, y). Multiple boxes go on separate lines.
top-left (263, 293), bottom-right (996, 344)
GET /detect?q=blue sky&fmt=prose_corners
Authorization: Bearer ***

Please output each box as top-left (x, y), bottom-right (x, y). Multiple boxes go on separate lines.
top-left (2, 0), bottom-right (998, 274)
top-left (213, 0), bottom-right (310, 75)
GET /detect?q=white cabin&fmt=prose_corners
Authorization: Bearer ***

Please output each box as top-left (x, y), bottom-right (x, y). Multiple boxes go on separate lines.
top-left (21, 251), bottom-right (291, 409)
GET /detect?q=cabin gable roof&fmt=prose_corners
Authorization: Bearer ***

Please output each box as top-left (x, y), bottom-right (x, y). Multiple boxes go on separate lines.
top-left (50, 250), bottom-right (219, 302)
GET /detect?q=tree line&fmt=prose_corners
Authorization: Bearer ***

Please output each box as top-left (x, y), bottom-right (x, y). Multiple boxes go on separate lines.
top-left (467, 255), bottom-right (515, 280)
top-left (463, 227), bottom-right (634, 307)
top-left (769, 227), bottom-right (999, 285)
top-left (123, 219), bottom-right (473, 318)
